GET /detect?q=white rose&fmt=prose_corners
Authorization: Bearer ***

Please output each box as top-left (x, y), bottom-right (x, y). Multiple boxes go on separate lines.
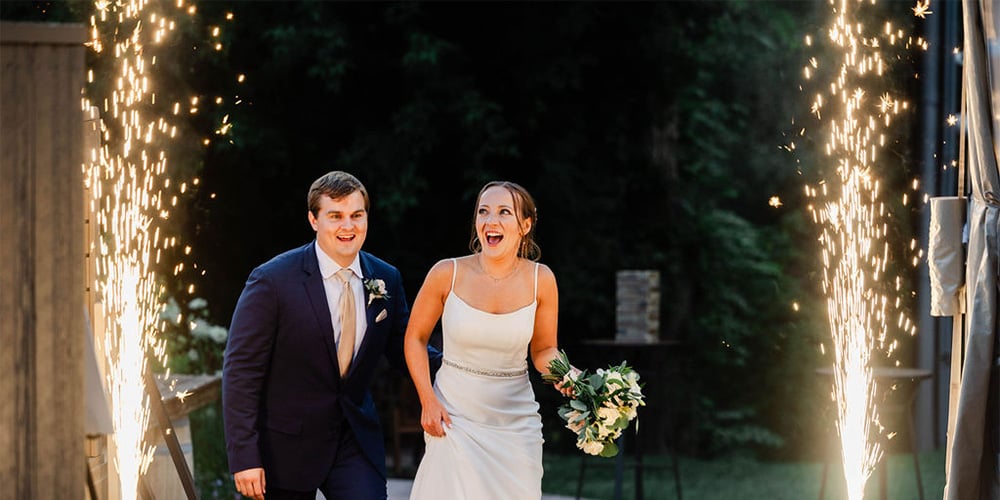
top-left (597, 423), bottom-right (613, 439)
top-left (208, 325), bottom-right (228, 344)
top-left (622, 406), bottom-right (638, 420)
top-left (566, 419), bottom-right (586, 433)
top-left (190, 319), bottom-right (210, 339)
top-left (626, 372), bottom-right (642, 390)
top-left (578, 439), bottom-right (604, 456)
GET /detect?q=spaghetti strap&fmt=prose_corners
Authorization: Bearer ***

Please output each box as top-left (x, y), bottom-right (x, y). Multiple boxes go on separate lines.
top-left (450, 258), bottom-right (458, 292)
top-left (533, 262), bottom-right (540, 301)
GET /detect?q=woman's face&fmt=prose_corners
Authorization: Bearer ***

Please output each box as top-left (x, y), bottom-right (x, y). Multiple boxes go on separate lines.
top-left (476, 186), bottom-right (530, 258)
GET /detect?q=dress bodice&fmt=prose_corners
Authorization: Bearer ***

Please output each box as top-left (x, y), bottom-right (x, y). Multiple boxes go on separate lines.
top-left (440, 259), bottom-right (538, 372)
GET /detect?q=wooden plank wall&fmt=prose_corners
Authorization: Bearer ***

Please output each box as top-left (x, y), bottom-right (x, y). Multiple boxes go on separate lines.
top-left (0, 21), bottom-right (87, 498)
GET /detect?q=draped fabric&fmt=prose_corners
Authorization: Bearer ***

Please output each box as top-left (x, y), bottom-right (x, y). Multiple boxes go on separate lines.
top-left (929, 196), bottom-right (966, 317)
top-left (946, 2), bottom-right (1000, 498)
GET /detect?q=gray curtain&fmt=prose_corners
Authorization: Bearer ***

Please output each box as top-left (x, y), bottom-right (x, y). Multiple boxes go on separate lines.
top-left (946, 1), bottom-right (1000, 499)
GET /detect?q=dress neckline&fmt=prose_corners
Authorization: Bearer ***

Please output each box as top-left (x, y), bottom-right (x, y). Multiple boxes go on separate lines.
top-left (448, 290), bottom-right (537, 317)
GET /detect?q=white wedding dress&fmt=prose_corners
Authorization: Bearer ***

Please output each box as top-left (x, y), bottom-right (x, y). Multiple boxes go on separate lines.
top-left (409, 259), bottom-right (544, 500)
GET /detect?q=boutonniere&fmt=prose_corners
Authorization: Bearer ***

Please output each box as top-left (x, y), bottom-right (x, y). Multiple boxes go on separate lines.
top-left (363, 278), bottom-right (390, 306)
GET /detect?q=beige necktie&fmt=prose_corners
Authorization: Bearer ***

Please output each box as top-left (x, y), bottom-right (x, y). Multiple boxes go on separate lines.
top-left (335, 269), bottom-right (356, 377)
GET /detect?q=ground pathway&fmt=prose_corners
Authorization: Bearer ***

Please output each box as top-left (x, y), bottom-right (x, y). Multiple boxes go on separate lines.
top-left (314, 478), bottom-right (585, 499)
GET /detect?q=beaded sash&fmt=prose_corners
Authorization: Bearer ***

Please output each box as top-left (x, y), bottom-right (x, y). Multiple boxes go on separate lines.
top-left (443, 358), bottom-right (527, 378)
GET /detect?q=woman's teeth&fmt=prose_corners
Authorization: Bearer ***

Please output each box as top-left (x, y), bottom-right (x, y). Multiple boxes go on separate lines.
top-left (485, 232), bottom-right (503, 245)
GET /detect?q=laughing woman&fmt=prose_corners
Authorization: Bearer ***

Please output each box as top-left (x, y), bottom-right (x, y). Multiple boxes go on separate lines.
top-left (404, 181), bottom-right (570, 499)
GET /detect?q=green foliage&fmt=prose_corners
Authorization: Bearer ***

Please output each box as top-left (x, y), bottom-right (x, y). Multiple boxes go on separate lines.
top-left (158, 295), bottom-right (228, 375)
top-left (190, 402), bottom-right (233, 498)
top-left (6, 0), bottom-right (923, 464)
top-left (0, 0), bottom-right (88, 22)
top-left (186, 0), bottom-right (834, 460)
top-left (656, 0), bottom-right (826, 457)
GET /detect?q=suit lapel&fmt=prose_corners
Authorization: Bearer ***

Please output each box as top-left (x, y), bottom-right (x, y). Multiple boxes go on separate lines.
top-left (301, 243), bottom-right (340, 374)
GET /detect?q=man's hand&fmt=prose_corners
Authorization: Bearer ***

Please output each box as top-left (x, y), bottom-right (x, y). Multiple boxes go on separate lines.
top-left (234, 467), bottom-right (266, 500)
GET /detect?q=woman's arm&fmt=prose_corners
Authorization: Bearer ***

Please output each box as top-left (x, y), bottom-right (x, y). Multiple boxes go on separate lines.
top-left (404, 259), bottom-right (453, 437)
top-left (529, 264), bottom-right (577, 397)
top-left (529, 263), bottom-right (561, 374)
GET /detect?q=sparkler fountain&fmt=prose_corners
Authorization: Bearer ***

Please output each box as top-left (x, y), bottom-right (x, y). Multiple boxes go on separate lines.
top-left (84, 0), bottom-right (231, 496)
top-left (802, 1), bottom-right (926, 498)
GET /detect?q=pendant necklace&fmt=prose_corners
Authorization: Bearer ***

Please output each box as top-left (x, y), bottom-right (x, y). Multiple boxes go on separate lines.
top-left (479, 254), bottom-right (519, 284)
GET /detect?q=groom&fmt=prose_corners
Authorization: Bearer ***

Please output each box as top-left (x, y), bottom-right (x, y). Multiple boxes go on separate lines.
top-left (223, 171), bottom-right (437, 499)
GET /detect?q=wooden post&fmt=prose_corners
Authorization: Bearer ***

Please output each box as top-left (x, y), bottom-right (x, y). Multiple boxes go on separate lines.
top-left (0, 21), bottom-right (88, 498)
top-left (83, 104), bottom-right (114, 500)
top-left (943, 39), bottom-right (969, 487)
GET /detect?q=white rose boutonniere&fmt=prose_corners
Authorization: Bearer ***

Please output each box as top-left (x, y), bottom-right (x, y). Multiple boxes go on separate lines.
top-left (363, 278), bottom-right (390, 306)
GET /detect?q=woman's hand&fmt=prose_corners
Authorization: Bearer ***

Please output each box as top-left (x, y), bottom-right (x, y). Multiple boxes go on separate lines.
top-left (553, 365), bottom-right (583, 397)
top-left (420, 396), bottom-right (453, 437)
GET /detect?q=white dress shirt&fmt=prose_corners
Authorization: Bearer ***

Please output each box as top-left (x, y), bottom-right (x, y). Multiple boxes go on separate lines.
top-left (315, 242), bottom-right (368, 357)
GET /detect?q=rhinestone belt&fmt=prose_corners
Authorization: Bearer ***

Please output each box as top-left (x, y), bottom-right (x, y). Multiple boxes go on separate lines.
top-left (443, 358), bottom-right (527, 378)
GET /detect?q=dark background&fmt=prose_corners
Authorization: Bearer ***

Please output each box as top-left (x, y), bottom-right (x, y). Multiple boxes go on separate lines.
top-left (2, 0), bottom-right (927, 468)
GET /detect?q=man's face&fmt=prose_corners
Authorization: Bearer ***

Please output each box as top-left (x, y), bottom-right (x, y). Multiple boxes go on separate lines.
top-left (308, 191), bottom-right (368, 267)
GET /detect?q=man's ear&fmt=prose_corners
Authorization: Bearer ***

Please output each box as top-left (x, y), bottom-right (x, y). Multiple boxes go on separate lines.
top-left (308, 211), bottom-right (318, 231)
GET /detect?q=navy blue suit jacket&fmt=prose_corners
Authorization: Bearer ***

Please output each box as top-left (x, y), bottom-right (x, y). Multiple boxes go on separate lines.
top-left (222, 243), bottom-right (422, 489)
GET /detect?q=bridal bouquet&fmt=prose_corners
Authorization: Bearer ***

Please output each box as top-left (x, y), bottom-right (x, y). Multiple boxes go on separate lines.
top-left (542, 350), bottom-right (645, 457)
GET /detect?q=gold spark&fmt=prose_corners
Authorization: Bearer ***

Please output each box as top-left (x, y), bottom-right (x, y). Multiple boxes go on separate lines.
top-left (912, 0), bottom-right (932, 19)
top-left (768, 196), bottom-right (783, 208)
top-left (879, 93), bottom-right (893, 113)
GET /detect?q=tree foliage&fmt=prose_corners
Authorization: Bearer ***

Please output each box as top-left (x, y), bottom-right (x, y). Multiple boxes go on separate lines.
top-left (3, 0), bottom-right (881, 460)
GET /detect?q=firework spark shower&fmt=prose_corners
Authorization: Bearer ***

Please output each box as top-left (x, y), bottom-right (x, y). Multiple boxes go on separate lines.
top-left (803, 0), bottom-right (924, 498)
top-left (85, 0), bottom-right (193, 495)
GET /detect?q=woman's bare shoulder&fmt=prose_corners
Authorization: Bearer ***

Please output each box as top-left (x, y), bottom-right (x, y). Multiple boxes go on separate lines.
top-left (533, 262), bottom-right (558, 296)
top-left (534, 262), bottom-right (556, 282)
top-left (424, 256), bottom-right (474, 288)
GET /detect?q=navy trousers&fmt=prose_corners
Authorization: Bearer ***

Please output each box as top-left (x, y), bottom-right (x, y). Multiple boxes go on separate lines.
top-left (264, 425), bottom-right (386, 500)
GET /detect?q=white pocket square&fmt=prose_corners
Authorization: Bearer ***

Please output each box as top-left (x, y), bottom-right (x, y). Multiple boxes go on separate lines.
top-left (375, 309), bottom-right (388, 323)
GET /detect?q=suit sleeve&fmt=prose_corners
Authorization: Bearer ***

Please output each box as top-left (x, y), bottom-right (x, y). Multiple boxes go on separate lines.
top-left (382, 267), bottom-right (409, 372)
top-left (222, 267), bottom-right (278, 474)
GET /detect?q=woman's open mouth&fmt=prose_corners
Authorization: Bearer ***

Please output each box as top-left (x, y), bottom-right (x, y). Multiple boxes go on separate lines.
top-left (485, 231), bottom-right (503, 246)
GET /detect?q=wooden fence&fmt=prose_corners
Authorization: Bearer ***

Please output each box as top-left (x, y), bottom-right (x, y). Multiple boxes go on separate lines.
top-left (0, 21), bottom-right (88, 498)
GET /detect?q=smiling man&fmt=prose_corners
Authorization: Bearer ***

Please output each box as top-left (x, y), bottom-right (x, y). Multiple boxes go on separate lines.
top-left (223, 171), bottom-right (438, 500)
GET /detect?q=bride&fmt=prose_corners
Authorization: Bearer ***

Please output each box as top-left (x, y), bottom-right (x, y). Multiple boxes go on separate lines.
top-left (404, 181), bottom-right (571, 499)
